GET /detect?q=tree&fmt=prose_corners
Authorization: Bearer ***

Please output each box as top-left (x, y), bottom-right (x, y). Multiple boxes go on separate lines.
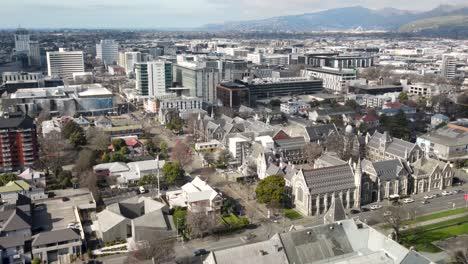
top-left (173, 207), bottom-right (187, 232)
top-left (171, 141), bottom-right (192, 167)
top-left (126, 238), bottom-right (176, 264)
top-left (217, 149), bottom-right (231, 166)
top-left (159, 141), bottom-right (168, 155)
top-left (0, 173), bottom-right (17, 186)
top-left (87, 127), bottom-right (110, 151)
top-left (74, 149), bottom-right (98, 172)
top-left (268, 99), bottom-right (282, 108)
top-left (62, 121), bottom-right (81, 139)
top-left (120, 146), bottom-right (129, 155)
top-left (109, 152), bottom-right (126, 162)
top-left (112, 138), bottom-right (126, 151)
top-left (101, 152), bottom-right (110, 163)
top-left (345, 99), bottom-right (360, 110)
top-left (453, 245), bottom-right (468, 264)
top-left (186, 113), bottom-right (199, 135)
top-left (186, 210), bottom-right (218, 238)
top-left (166, 114), bottom-right (184, 131)
top-left (255, 175), bottom-right (285, 208)
top-left (383, 205), bottom-right (408, 243)
top-left (69, 130), bottom-right (87, 147)
top-left (162, 161), bottom-right (185, 186)
top-left (221, 197), bottom-right (236, 216)
top-left (138, 174), bottom-right (157, 186)
top-left (398, 92), bottom-right (409, 103)
top-left (330, 115), bottom-right (344, 127)
top-left (358, 123), bottom-right (369, 134)
top-left (37, 131), bottom-right (72, 175)
top-left (457, 93), bottom-right (468, 118)
top-left (31, 258), bottom-right (41, 264)
top-left (303, 142), bottom-right (322, 165)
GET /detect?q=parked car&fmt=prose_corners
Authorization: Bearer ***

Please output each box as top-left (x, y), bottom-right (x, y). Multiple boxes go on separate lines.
top-left (193, 249), bottom-right (209, 257)
top-left (370, 204), bottom-right (382, 210)
top-left (441, 190), bottom-right (453, 196)
top-left (403, 198), bottom-right (415, 204)
top-left (423, 195), bottom-right (434, 199)
top-left (421, 200), bottom-right (430, 204)
top-left (453, 190), bottom-right (462, 194)
top-left (242, 233), bottom-right (256, 241)
top-left (61, 197), bottom-right (70, 202)
top-left (350, 209), bottom-right (361, 214)
top-left (383, 211), bottom-right (392, 217)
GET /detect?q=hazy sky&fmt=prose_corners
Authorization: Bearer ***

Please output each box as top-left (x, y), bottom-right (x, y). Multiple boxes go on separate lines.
top-left (1, 0), bottom-right (468, 28)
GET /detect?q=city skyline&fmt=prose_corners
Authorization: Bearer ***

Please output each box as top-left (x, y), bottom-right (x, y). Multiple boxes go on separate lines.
top-left (1, 0), bottom-right (468, 29)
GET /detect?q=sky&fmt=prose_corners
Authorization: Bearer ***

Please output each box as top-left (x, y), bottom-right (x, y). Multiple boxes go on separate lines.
top-left (1, 0), bottom-right (468, 29)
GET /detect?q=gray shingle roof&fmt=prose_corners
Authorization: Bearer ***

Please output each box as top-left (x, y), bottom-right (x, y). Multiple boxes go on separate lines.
top-left (302, 165), bottom-right (356, 195)
top-left (32, 228), bottom-right (80, 247)
top-left (304, 124), bottom-right (338, 142)
top-left (362, 159), bottom-right (408, 181)
top-left (0, 115), bottom-right (35, 130)
top-left (367, 131), bottom-right (417, 159)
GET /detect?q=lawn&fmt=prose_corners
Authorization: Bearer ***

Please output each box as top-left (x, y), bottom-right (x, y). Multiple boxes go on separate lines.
top-left (407, 208), bottom-right (468, 224)
top-left (401, 216), bottom-right (468, 252)
top-left (283, 209), bottom-right (303, 220)
top-left (222, 214), bottom-right (249, 230)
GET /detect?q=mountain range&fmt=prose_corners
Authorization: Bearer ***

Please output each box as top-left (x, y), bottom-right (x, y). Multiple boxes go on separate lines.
top-left (200, 5), bottom-right (468, 32)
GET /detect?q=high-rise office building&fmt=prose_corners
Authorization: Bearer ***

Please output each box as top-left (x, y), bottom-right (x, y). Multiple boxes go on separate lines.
top-left (174, 62), bottom-right (220, 103)
top-left (96, 40), bottom-right (119, 66)
top-left (46, 48), bottom-right (85, 81)
top-left (135, 61), bottom-right (172, 97)
top-left (14, 28), bottom-right (30, 53)
top-left (124, 52), bottom-right (142, 74)
top-left (441, 55), bottom-right (456, 79)
top-left (28, 41), bottom-right (41, 67)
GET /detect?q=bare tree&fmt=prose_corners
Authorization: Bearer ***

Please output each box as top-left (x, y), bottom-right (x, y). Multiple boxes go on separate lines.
top-left (126, 238), bottom-right (176, 264)
top-left (37, 131), bottom-right (72, 175)
top-left (186, 211), bottom-right (218, 239)
top-left (79, 170), bottom-right (100, 203)
top-left (36, 106), bottom-right (50, 126)
top-left (170, 140), bottom-right (193, 167)
top-left (453, 245), bottom-right (468, 264)
top-left (86, 127), bottom-right (110, 152)
top-left (383, 205), bottom-right (408, 243)
top-left (303, 142), bottom-right (323, 165)
top-left (199, 167), bottom-right (216, 182)
top-left (186, 113), bottom-right (198, 136)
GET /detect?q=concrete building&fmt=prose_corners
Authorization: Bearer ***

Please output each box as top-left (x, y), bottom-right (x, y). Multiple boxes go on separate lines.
top-left (123, 52), bottom-right (142, 74)
top-left (2, 84), bottom-right (114, 117)
top-left (366, 131), bottom-right (421, 162)
top-left (303, 67), bottom-right (356, 93)
top-left (303, 52), bottom-right (373, 69)
top-left (0, 115), bottom-right (38, 172)
top-left (96, 197), bottom-right (175, 243)
top-left (411, 156), bottom-right (453, 194)
top-left (1, 72), bottom-right (63, 92)
top-left (28, 41), bottom-right (41, 67)
top-left (174, 62), bottom-right (220, 103)
top-left (14, 28), bottom-right (30, 53)
top-left (96, 39), bottom-right (119, 66)
top-left (204, 218), bottom-right (431, 264)
top-left (46, 49), bottom-right (85, 81)
top-left (247, 53), bottom-right (290, 65)
top-left (441, 55), bottom-right (456, 79)
top-left (135, 61), bottom-right (172, 97)
top-left (417, 122), bottom-right (468, 162)
top-left (216, 82), bottom-right (249, 108)
top-left (280, 100), bottom-right (311, 115)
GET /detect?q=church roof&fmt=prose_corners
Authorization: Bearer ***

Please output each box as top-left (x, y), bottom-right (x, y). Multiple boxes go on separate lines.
top-left (301, 164), bottom-right (356, 195)
top-left (323, 196), bottom-right (347, 224)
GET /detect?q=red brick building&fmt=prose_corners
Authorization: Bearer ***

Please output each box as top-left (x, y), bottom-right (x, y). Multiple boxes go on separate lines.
top-left (0, 114), bottom-right (38, 172)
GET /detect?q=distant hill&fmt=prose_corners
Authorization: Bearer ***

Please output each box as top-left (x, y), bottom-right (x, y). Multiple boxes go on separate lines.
top-left (399, 16), bottom-right (468, 32)
top-left (200, 5), bottom-right (468, 32)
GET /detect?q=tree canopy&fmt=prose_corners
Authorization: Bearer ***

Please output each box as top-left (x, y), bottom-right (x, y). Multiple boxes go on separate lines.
top-left (255, 175), bottom-right (285, 208)
top-left (0, 173), bottom-right (17, 186)
top-left (162, 161), bottom-right (185, 186)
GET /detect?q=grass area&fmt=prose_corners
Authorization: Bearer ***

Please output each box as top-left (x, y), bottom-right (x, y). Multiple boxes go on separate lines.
top-left (401, 216), bottom-right (468, 253)
top-left (407, 208), bottom-right (468, 225)
top-left (283, 209), bottom-right (303, 220)
top-left (222, 214), bottom-right (249, 230)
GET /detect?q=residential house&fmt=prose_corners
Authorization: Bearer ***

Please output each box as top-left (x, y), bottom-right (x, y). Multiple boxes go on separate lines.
top-left (308, 107), bottom-right (354, 123)
top-left (93, 160), bottom-right (165, 187)
top-left (0, 180), bottom-right (47, 203)
top-left (378, 103), bottom-right (416, 117)
top-left (431, 114), bottom-right (449, 128)
top-left (167, 176), bottom-right (223, 214)
top-left (18, 168), bottom-right (46, 187)
top-left (31, 229), bottom-right (82, 263)
top-left (94, 115), bottom-right (112, 129)
top-left (96, 197), bottom-right (175, 243)
top-left (356, 114), bottom-right (380, 129)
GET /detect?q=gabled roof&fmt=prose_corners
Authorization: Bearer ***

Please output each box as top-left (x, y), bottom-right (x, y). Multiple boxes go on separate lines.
top-left (362, 159), bottom-right (408, 181)
top-left (0, 180), bottom-right (31, 193)
top-left (274, 136), bottom-right (305, 150)
top-left (323, 196), bottom-right (347, 224)
top-left (300, 164), bottom-right (356, 195)
top-left (32, 228), bottom-right (80, 247)
top-left (367, 131), bottom-right (417, 159)
top-left (0, 115), bottom-right (35, 130)
top-left (304, 124), bottom-right (337, 142)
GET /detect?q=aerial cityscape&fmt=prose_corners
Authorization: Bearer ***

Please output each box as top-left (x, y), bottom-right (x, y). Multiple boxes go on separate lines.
top-left (1, 1), bottom-right (468, 264)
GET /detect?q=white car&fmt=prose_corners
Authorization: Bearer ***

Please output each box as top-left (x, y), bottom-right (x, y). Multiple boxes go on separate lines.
top-left (370, 204), bottom-right (383, 210)
top-left (403, 198), bottom-right (415, 204)
top-left (423, 195), bottom-right (434, 199)
top-left (383, 211), bottom-right (392, 217)
top-left (441, 191), bottom-right (453, 196)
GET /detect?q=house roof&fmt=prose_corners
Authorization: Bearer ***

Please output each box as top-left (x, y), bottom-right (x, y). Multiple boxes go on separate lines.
top-left (419, 126), bottom-right (468, 146)
top-left (323, 196), bottom-right (347, 224)
top-left (0, 235), bottom-right (25, 249)
top-left (360, 114), bottom-right (378, 122)
top-left (301, 164), bottom-right (356, 195)
top-left (32, 228), bottom-right (80, 247)
top-left (362, 159), bottom-right (408, 181)
top-left (367, 131), bottom-right (417, 159)
top-left (19, 168), bottom-right (44, 180)
top-left (0, 115), bottom-right (35, 130)
top-left (0, 180), bottom-right (31, 193)
top-left (0, 208), bottom-right (31, 232)
top-left (304, 124), bottom-right (338, 142)
top-left (316, 152), bottom-right (347, 167)
top-left (274, 136), bottom-right (305, 151)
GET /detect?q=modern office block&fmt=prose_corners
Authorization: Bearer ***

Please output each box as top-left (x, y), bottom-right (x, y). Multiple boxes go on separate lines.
top-left (96, 39), bottom-right (119, 66)
top-left (46, 48), bottom-right (85, 81)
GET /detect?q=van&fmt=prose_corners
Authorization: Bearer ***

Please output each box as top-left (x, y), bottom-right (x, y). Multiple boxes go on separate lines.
top-left (139, 186), bottom-right (146, 194)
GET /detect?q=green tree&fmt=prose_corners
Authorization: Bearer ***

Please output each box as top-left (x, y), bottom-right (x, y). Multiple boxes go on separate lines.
top-left (398, 92), bottom-right (409, 103)
top-left (69, 130), bottom-right (87, 147)
top-left (62, 121), bottom-right (81, 139)
top-left (358, 123), bottom-right (369, 134)
top-left (0, 173), bottom-right (17, 186)
top-left (268, 99), bottom-right (282, 108)
top-left (138, 174), bottom-right (157, 186)
top-left (221, 197), bottom-right (236, 216)
top-left (217, 149), bottom-right (231, 166)
top-left (330, 115), bottom-right (344, 127)
top-left (110, 152), bottom-right (126, 162)
top-left (101, 152), bottom-right (110, 163)
top-left (173, 207), bottom-right (187, 232)
top-left (159, 141), bottom-right (168, 155)
top-left (166, 115), bottom-right (184, 131)
top-left (32, 258), bottom-right (41, 264)
top-left (345, 99), bottom-right (360, 110)
top-left (120, 146), bottom-right (129, 155)
top-left (162, 161), bottom-right (185, 186)
top-left (112, 138), bottom-right (126, 151)
top-left (255, 175), bottom-right (285, 208)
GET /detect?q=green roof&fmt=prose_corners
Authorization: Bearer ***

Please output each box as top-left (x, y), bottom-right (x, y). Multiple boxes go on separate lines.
top-left (0, 180), bottom-right (31, 193)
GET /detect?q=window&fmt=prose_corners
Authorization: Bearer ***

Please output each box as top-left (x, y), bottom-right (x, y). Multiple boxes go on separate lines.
top-left (296, 186), bottom-right (303, 202)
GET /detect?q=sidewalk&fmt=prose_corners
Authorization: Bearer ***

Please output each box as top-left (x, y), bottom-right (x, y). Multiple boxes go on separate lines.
top-left (407, 211), bottom-right (468, 229)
